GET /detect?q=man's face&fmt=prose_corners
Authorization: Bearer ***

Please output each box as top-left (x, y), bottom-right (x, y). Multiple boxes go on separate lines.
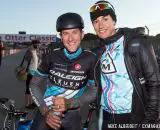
top-left (60, 28), bottom-right (84, 52)
top-left (92, 15), bottom-right (116, 39)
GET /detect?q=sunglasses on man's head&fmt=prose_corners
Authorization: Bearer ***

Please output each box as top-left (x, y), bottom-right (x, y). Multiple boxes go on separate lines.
top-left (90, 2), bottom-right (115, 13)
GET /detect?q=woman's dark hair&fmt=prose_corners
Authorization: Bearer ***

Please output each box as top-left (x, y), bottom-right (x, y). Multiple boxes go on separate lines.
top-left (31, 40), bottom-right (40, 45)
top-left (31, 40), bottom-right (40, 49)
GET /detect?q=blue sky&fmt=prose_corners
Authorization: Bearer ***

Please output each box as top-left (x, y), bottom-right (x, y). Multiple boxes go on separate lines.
top-left (0, 0), bottom-right (160, 36)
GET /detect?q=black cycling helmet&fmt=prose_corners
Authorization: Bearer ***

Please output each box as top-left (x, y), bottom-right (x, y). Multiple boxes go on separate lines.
top-left (56, 12), bottom-right (84, 32)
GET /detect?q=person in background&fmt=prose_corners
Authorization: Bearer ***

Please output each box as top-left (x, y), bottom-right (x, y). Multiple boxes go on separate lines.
top-left (29, 12), bottom-right (97, 130)
top-left (0, 41), bottom-right (4, 67)
top-left (89, 0), bottom-right (160, 130)
top-left (25, 39), bottom-right (40, 108)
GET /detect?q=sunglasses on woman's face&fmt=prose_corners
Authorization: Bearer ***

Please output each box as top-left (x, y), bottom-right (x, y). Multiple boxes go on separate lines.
top-left (90, 2), bottom-right (115, 13)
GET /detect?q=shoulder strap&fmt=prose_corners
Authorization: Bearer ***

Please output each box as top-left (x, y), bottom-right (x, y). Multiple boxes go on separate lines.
top-left (20, 50), bottom-right (32, 71)
top-left (20, 54), bottom-right (25, 66)
top-left (26, 57), bottom-right (32, 71)
top-left (125, 35), bottom-right (146, 85)
top-left (130, 54), bottom-right (145, 84)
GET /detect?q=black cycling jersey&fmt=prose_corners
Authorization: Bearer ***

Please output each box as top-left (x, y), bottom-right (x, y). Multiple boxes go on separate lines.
top-left (38, 48), bottom-right (96, 108)
top-left (30, 47), bottom-right (97, 110)
top-left (30, 47), bottom-right (97, 130)
top-left (39, 48), bottom-right (96, 90)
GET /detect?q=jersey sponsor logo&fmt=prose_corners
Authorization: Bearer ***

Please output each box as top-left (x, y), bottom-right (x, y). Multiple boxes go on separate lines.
top-left (49, 70), bottom-right (87, 89)
top-left (101, 53), bottom-right (117, 74)
top-left (54, 67), bottom-right (67, 72)
top-left (54, 63), bottom-right (68, 69)
top-left (49, 75), bottom-right (85, 89)
top-left (54, 63), bottom-right (67, 67)
top-left (75, 64), bottom-right (81, 70)
top-left (70, 70), bottom-right (84, 74)
top-left (49, 70), bottom-right (87, 81)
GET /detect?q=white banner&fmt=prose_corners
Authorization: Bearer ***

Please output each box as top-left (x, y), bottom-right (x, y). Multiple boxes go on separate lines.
top-left (0, 34), bottom-right (57, 43)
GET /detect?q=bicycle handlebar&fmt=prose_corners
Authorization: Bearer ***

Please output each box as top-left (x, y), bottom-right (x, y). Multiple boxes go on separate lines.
top-left (13, 111), bottom-right (28, 117)
top-left (0, 97), bottom-right (28, 118)
top-left (0, 97), bottom-right (9, 104)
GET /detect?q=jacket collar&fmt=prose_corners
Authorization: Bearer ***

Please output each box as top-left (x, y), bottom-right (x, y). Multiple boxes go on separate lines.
top-left (99, 27), bottom-right (146, 46)
top-left (99, 28), bottom-right (123, 46)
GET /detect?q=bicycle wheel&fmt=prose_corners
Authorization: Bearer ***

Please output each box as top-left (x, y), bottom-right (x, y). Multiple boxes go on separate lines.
top-left (0, 119), bottom-right (15, 130)
top-left (0, 127), bottom-right (10, 130)
top-left (2, 115), bottom-right (16, 130)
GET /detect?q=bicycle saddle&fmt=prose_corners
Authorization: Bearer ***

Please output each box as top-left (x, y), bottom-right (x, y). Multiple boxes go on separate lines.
top-left (0, 97), bottom-right (9, 104)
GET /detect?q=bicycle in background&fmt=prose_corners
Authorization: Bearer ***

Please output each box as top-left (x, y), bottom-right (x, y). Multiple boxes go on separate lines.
top-left (0, 97), bottom-right (32, 130)
top-left (0, 97), bottom-right (97, 130)
top-left (83, 102), bottom-right (97, 130)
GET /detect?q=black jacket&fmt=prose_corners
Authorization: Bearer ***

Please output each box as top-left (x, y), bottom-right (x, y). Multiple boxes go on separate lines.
top-left (94, 28), bottom-right (160, 124)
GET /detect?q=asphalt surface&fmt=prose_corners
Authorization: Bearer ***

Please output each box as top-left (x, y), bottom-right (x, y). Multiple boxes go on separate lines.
top-left (0, 49), bottom-right (37, 125)
top-left (0, 49), bottom-right (27, 107)
top-left (0, 49), bottom-right (97, 130)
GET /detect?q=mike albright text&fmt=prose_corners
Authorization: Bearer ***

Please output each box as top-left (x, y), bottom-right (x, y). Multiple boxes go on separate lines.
top-left (108, 123), bottom-right (160, 129)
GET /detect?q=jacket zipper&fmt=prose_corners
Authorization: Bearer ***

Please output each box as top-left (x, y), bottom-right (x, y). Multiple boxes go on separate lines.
top-left (124, 51), bottom-right (146, 113)
top-left (94, 48), bottom-right (105, 87)
top-left (94, 57), bottom-right (101, 87)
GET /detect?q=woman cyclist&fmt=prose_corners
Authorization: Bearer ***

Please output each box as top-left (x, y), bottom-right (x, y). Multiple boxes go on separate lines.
top-left (25, 40), bottom-right (40, 108)
top-left (29, 12), bottom-right (97, 130)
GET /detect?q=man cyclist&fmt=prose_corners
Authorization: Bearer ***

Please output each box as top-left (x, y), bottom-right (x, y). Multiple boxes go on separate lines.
top-left (89, 1), bottom-right (160, 130)
top-left (29, 12), bottom-right (97, 130)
